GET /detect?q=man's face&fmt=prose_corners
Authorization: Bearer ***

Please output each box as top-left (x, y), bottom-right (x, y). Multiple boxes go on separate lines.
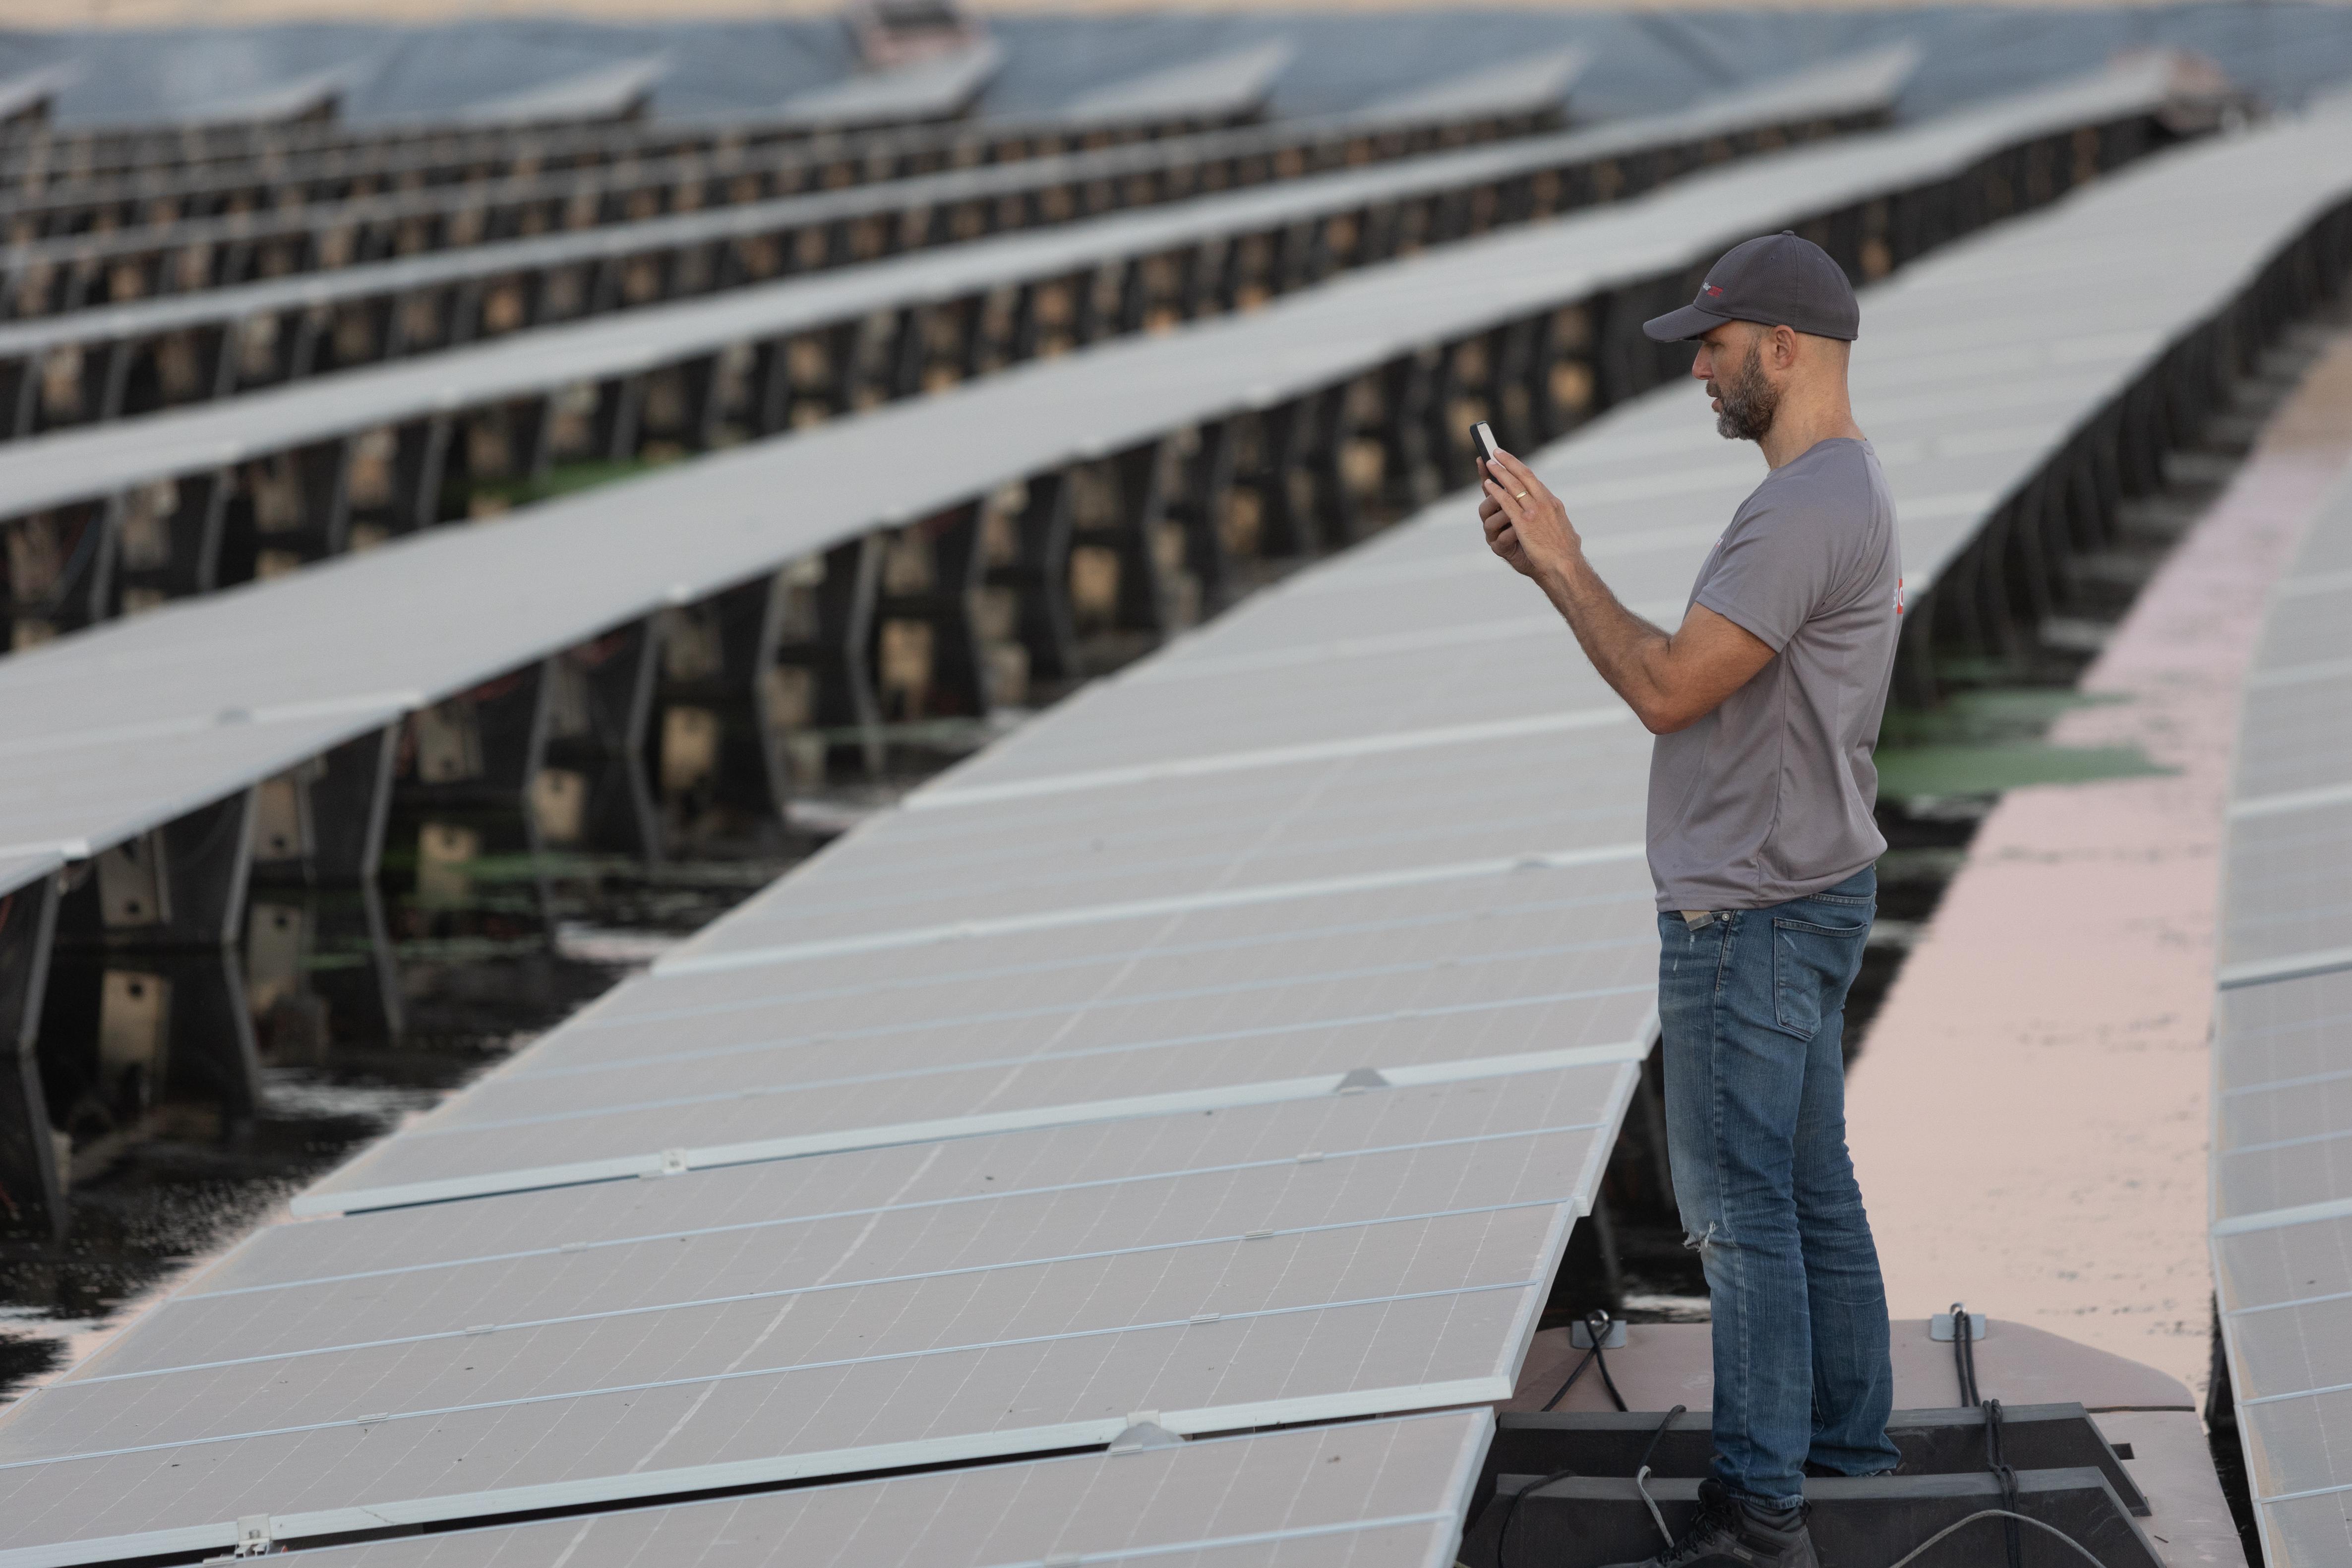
top-left (1691, 322), bottom-right (1779, 443)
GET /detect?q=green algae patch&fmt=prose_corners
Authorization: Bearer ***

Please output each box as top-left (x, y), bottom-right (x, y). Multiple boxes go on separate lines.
top-left (1873, 688), bottom-right (2172, 799)
top-left (1873, 740), bottom-right (2170, 798)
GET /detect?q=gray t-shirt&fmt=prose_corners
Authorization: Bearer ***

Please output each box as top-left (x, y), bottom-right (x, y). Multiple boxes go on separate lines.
top-left (1646, 437), bottom-right (1900, 911)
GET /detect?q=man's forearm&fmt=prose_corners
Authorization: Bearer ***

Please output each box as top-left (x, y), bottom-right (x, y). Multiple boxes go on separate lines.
top-left (1532, 548), bottom-right (1678, 728)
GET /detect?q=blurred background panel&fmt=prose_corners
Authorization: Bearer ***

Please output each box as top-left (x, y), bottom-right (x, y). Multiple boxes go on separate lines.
top-left (0, 3), bottom-right (2349, 126)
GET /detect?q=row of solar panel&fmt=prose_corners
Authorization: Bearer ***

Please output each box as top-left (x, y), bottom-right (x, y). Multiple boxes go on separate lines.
top-left (0, 48), bottom-right (1923, 660)
top-left (0, 60), bottom-right (2195, 894)
top-left (0, 40), bottom-right (1284, 199)
top-left (0, 42), bottom-right (1493, 324)
top-left (2211, 457), bottom-right (2352, 1568)
top-left (0, 51), bottom-right (1591, 390)
top-left (2, 92), bottom-right (2351, 1564)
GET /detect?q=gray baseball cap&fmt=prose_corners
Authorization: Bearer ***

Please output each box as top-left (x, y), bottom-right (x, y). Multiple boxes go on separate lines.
top-left (1641, 231), bottom-right (1860, 343)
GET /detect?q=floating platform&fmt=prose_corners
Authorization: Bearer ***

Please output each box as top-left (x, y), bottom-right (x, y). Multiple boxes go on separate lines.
top-left (1467, 1316), bottom-right (2243, 1568)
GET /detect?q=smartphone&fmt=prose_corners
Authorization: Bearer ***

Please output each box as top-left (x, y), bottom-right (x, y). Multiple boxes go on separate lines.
top-left (1470, 420), bottom-right (1502, 471)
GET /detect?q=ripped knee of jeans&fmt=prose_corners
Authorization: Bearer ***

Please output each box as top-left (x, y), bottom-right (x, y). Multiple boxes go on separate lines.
top-left (1682, 1220), bottom-right (1721, 1258)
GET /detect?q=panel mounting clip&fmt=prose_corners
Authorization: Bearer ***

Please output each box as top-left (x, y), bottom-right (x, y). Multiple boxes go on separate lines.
top-left (1108, 1411), bottom-right (1183, 1456)
top-left (208, 1516), bottom-right (272, 1559)
top-left (1931, 1309), bottom-right (1989, 1342)
top-left (1571, 1316), bottom-right (1628, 1349)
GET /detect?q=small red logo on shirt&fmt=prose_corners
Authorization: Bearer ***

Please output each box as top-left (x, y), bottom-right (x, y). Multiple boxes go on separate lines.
top-left (1894, 576), bottom-right (1905, 616)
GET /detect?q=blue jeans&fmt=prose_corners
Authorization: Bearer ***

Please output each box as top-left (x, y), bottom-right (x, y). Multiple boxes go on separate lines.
top-left (1656, 865), bottom-right (1900, 1509)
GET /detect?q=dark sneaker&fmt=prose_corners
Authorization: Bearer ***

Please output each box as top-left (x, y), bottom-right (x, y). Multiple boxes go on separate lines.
top-left (1598, 1479), bottom-right (1820, 1568)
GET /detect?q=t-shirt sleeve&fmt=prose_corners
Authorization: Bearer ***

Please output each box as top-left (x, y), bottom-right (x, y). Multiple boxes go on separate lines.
top-left (1691, 492), bottom-right (1838, 652)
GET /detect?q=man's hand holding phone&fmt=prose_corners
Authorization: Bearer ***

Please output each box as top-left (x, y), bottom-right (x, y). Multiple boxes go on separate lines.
top-left (1476, 438), bottom-right (1584, 588)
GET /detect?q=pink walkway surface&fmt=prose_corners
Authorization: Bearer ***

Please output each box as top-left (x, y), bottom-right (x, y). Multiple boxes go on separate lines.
top-left (1845, 332), bottom-right (2352, 1400)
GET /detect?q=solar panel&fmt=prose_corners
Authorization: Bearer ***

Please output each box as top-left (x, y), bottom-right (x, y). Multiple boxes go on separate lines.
top-left (456, 57), bottom-right (670, 127)
top-left (772, 44), bottom-right (1005, 131)
top-left (0, 1073), bottom-right (1591, 1561)
top-left (1060, 43), bottom-right (1296, 125)
top-left (2212, 466), bottom-right (2352, 1567)
top-left (1362, 50), bottom-right (1590, 122)
top-left (212, 1410), bottom-right (1494, 1568)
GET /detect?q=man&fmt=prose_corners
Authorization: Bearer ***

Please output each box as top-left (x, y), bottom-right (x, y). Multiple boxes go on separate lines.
top-left (1479, 231), bottom-right (1902, 1568)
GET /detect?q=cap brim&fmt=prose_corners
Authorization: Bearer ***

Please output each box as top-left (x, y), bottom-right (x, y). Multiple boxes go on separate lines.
top-left (1641, 301), bottom-right (1729, 343)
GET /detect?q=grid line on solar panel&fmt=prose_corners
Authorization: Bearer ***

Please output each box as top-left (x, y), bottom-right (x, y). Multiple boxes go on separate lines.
top-left (454, 892), bottom-right (1664, 1087)
top-left (898, 700), bottom-right (1637, 808)
top-left (504, 937), bottom-right (1653, 1083)
top-left (392, 985), bottom-right (1650, 1138)
top-left (296, 1037), bottom-right (1647, 1214)
top-left (714, 738), bottom-right (1654, 873)
top-left (696, 804), bottom-right (1647, 936)
top-left (584, 876), bottom-right (1648, 1024)
top-left (72, 1200), bottom-right (1575, 1388)
top-left (2231, 1299), bottom-right (2352, 1407)
top-left (781, 726), bottom-right (1650, 878)
top-left (193, 1126), bottom-right (1611, 1305)
top-left (458, 959), bottom-right (1646, 1105)
top-left (652, 842), bottom-right (1651, 977)
top-left (2214, 1132), bottom-right (2352, 1229)
top-left (2241, 1385), bottom-right (2352, 1497)
top-left (2221, 801), bottom-right (2352, 965)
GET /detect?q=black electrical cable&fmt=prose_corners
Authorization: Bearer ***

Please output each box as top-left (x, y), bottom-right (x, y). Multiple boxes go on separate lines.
top-left (1637, 1403), bottom-right (1689, 1473)
top-left (1513, 1296), bottom-right (2114, 1568)
top-left (1537, 1309), bottom-right (1629, 1413)
top-left (1496, 1465), bottom-right (1578, 1568)
top-left (1950, 1301), bottom-right (1981, 1407)
top-left (1537, 1347), bottom-right (1595, 1413)
top-left (1501, 1402), bottom-right (1688, 1568)
top-left (1589, 1307), bottom-right (1630, 1413)
top-left (1985, 1398), bottom-right (2024, 1568)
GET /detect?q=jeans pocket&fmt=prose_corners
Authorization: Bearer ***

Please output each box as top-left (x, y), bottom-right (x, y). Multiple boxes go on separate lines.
top-left (1770, 913), bottom-right (1871, 1040)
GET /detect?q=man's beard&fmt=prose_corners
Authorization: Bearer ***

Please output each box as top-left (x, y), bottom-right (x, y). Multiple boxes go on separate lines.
top-left (1709, 339), bottom-right (1780, 442)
